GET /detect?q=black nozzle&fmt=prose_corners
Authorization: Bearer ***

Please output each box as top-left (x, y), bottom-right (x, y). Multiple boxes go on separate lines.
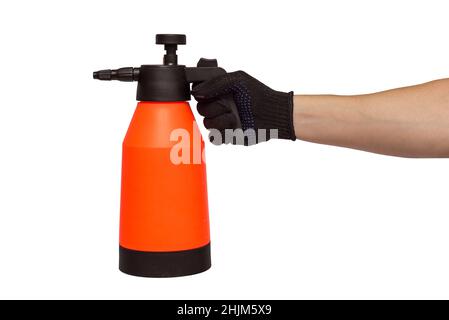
top-left (156, 34), bottom-right (186, 65)
top-left (93, 67), bottom-right (140, 82)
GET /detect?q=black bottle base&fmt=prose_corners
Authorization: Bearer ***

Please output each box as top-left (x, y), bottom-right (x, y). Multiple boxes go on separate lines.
top-left (119, 243), bottom-right (211, 278)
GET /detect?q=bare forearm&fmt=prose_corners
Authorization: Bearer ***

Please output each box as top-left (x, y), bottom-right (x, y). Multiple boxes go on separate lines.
top-left (294, 79), bottom-right (449, 157)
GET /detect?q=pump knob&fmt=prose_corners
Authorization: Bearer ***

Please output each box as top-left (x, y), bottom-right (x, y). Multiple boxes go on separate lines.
top-left (156, 34), bottom-right (186, 45)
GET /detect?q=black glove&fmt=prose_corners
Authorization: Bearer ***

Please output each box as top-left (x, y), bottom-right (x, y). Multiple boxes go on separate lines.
top-left (192, 71), bottom-right (295, 145)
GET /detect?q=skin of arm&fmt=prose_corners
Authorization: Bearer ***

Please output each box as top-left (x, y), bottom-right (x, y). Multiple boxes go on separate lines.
top-left (293, 79), bottom-right (449, 158)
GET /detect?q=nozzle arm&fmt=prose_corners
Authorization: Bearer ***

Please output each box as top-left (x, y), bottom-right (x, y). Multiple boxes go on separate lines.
top-left (93, 67), bottom-right (140, 82)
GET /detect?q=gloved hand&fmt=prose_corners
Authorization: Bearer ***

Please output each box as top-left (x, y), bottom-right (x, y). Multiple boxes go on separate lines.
top-left (192, 71), bottom-right (295, 145)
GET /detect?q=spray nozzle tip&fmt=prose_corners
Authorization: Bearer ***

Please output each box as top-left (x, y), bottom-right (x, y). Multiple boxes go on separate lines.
top-left (93, 69), bottom-right (113, 80)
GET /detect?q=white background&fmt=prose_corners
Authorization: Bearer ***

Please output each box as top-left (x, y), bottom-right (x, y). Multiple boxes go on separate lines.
top-left (0, 0), bottom-right (448, 299)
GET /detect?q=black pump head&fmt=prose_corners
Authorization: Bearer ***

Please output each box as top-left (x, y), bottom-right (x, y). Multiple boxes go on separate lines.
top-left (156, 34), bottom-right (186, 65)
top-left (93, 34), bottom-right (227, 102)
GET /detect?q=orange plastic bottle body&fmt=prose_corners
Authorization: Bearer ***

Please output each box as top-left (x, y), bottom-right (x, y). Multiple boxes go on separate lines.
top-left (119, 101), bottom-right (210, 252)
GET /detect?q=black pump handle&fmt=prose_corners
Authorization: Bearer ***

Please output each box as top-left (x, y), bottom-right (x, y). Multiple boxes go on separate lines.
top-left (189, 59), bottom-right (242, 130)
top-left (186, 58), bottom-right (225, 83)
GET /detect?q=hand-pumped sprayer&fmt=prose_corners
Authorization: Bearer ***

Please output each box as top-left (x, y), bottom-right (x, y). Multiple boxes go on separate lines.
top-left (93, 34), bottom-right (235, 277)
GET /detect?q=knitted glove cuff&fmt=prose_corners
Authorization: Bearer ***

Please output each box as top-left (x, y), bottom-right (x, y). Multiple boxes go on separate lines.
top-left (256, 90), bottom-right (295, 140)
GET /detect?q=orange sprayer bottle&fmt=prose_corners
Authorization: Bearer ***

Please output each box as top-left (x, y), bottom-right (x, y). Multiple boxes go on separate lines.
top-left (93, 34), bottom-right (233, 277)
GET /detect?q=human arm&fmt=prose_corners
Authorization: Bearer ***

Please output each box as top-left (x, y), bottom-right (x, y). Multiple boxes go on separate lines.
top-left (294, 79), bottom-right (449, 157)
